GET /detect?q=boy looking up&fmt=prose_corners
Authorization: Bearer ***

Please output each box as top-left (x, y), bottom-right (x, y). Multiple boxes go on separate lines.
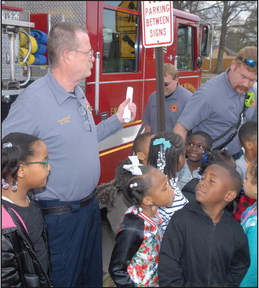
top-left (158, 162), bottom-right (250, 287)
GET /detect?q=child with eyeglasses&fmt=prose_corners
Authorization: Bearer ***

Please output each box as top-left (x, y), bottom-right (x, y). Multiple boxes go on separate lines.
top-left (2, 132), bottom-right (52, 287)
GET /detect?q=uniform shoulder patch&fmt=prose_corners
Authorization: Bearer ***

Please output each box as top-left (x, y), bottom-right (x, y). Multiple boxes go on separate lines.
top-left (170, 104), bottom-right (178, 112)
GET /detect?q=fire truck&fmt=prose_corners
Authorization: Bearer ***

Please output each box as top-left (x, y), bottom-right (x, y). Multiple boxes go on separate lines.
top-left (2, 1), bottom-right (213, 183)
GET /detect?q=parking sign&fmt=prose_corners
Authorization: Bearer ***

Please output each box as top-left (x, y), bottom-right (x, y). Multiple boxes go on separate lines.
top-left (141, 1), bottom-right (174, 48)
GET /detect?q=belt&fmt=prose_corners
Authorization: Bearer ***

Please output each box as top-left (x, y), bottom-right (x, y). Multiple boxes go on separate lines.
top-left (41, 190), bottom-right (96, 216)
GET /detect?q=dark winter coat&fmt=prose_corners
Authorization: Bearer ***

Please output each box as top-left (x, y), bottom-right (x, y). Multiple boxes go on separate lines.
top-left (158, 201), bottom-right (250, 287)
top-left (2, 201), bottom-right (52, 287)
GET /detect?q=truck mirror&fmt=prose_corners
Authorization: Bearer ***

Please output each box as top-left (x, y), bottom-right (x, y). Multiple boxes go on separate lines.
top-left (200, 24), bottom-right (213, 57)
top-left (196, 56), bottom-right (202, 68)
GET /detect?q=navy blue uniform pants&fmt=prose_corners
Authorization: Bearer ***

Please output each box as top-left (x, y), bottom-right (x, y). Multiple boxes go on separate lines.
top-left (39, 198), bottom-right (103, 287)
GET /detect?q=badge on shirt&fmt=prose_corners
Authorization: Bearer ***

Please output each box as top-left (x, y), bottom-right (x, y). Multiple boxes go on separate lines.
top-left (170, 104), bottom-right (179, 112)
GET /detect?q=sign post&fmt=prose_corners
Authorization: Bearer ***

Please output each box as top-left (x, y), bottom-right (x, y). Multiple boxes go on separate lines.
top-left (141, 1), bottom-right (174, 132)
top-left (155, 47), bottom-right (165, 132)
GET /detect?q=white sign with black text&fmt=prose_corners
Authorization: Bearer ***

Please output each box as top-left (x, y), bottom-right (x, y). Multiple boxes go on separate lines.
top-left (141, 1), bottom-right (174, 48)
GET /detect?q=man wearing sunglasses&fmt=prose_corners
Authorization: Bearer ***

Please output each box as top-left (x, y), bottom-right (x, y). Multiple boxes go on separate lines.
top-left (143, 63), bottom-right (192, 133)
top-left (174, 46), bottom-right (257, 159)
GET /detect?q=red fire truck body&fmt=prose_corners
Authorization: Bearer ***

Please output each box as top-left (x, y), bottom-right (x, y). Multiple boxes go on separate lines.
top-left (2, 1), bottom-right (212, 183)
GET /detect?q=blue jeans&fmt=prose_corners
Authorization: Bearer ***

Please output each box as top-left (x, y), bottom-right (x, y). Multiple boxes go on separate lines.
top-left (39, 197), bottom-right (103, 287)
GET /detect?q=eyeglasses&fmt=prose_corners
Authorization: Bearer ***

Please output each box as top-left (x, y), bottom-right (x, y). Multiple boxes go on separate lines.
top-left (22, 160), bottom-right (49, 167)
top-left (77, 102), bottom-right (92, 132)
top-left (238, 57), bottom-right (257, 68)
top-left (164, 79), bottom-right (174, 87)
top-left (75, 49), bottom-right (95, 59)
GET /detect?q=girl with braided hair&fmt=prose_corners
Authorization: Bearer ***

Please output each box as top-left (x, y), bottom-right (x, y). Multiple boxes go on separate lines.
top-left (2, 132), bottom-right (52, 287)
top-left (96, 132), bottom-right (154, 234)
top-left (109, 156), bottom-right (174, 287)
top-left (147, 131), bottom-right (188, 233)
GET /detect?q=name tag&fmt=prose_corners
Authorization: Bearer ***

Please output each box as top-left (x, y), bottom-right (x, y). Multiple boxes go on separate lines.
top-left (57, 116), bottom-right (71, 125)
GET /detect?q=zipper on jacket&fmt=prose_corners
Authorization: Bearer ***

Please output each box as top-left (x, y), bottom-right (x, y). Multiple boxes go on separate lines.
top-left (207, 223), bottom-right (216, 286)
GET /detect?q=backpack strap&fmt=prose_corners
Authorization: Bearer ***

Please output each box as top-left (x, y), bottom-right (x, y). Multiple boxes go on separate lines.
top-left (2, 204), bottom-right (28, 234)
top-left (2, 205), bottom-right (16, 229)
top-left (2, 203), bottom-right (32, 245)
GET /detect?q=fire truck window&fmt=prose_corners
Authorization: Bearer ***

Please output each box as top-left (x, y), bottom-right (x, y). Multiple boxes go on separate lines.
top-left (103, 9), bottom-right (139, 73)
top-left (177, 25), bottom-right (194, 71)
top-left (103, 1), bottom-right (140, 11)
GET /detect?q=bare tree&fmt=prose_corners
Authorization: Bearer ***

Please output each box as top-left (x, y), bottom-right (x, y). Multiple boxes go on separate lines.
top-left (214, 1), bottom-right (257, 73)
top-left (173, 1), bottom-right (200, 12)
top-left (173, 1), bottom-right (218, 14)
top-left (240, 8), bottom-right (257, 47)
top-left (215, 2), bottom-right (229, 73)
top-left (225, 7), bottom-right (257, 52)
top-left (174, 1), bottom-right (257, 73)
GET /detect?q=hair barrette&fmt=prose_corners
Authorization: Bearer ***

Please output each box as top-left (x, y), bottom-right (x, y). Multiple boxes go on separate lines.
top-left (11, 180), bottom-right (18, 191)
top-left (156, 150), bottom-right (166, 172)
top-left (201, 151), bottom-right (209, 163)
top-left (2, 142), bottom-right (13, 149)
top-left (123, 156), bottom-right (143, 175)
top-left (130, 182), bottom-right (138, 188)
top-left (153, 138), bottom-right (172, 150)
top-left (2, 178), bottom-right (9, 190)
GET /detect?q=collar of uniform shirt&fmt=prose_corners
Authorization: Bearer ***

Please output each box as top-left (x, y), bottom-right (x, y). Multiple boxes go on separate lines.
top-left (165, 83), bottom-right (179, 98)
top-left (47, 69), bottom-right (78, 105)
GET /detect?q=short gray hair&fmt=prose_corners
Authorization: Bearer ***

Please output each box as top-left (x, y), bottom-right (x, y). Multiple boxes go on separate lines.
top-left (47, 22), bottom-right (88, 67)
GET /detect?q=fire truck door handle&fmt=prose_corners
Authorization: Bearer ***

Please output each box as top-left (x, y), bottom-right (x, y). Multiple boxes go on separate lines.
top-left (174, 55), bottom-right (178, 67)
top-left (94, 52), bottom-right (101, 115)
top-left (168, 55), bottom-right (178, 66)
